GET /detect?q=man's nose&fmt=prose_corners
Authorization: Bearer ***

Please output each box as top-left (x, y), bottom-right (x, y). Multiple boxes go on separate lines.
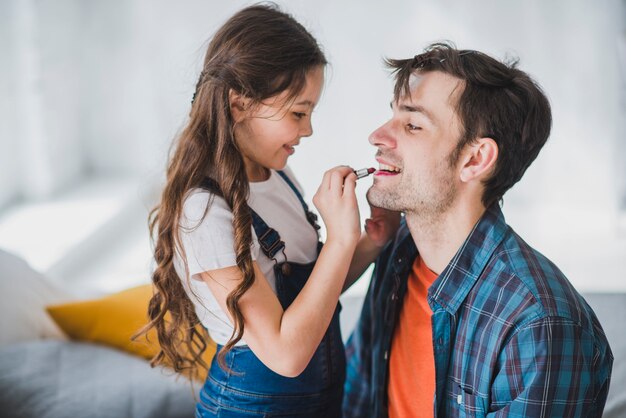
top-left (368, 121), bottom-right (396, 148)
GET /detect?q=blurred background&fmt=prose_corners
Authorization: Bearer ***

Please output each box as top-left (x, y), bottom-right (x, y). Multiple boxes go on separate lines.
top-left (1, 0), bottom-right (625, 301)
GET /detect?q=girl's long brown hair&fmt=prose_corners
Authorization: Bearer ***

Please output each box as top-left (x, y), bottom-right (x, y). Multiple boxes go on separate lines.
top-left (134, 3), bottom-right (327, 378)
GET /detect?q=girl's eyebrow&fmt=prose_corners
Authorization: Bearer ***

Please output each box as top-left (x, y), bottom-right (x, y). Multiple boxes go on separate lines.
top-left (295, 100), bottom-right (315, 106)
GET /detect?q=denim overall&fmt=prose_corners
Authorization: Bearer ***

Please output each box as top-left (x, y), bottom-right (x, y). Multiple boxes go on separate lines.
top-left (196, 171), bottom-right (346, 418)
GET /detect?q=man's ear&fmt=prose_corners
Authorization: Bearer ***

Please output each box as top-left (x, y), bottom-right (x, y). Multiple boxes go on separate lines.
top-left (229, 89), bottom-right (249, 123)
top-left (458, 137), bottom-right (498, 183)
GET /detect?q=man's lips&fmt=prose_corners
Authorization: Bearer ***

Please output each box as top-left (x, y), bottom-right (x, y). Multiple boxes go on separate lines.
top-left (375, 170), bottom-right (400, 177)
top-left (375, 158), bottom-right (402, 176)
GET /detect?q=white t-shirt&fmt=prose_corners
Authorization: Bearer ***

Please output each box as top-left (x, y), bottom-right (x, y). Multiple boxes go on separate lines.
top-left (174, 167), bottom-right (319, 346)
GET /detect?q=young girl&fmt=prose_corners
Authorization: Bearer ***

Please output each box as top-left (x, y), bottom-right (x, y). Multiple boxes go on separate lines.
top-left (141, 4), bottom-right (398, 417)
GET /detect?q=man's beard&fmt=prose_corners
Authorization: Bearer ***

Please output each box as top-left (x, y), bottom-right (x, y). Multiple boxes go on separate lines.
top-left (366, 168), bottom-right (457, 220)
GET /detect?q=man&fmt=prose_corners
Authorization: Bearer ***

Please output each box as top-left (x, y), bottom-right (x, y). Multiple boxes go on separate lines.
top-left (343, 43), bottom-right (613, 418)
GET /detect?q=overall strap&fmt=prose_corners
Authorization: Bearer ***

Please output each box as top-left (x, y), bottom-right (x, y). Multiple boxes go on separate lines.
top-left (249, 211), bottom-right (286, 260)
top-left (276, 170), bottom-right (321, 231)
top-left (199, 177), bottom-right (285, 261)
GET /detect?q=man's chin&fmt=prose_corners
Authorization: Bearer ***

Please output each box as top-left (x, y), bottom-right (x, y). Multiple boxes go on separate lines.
top-left (366, 187), bottom-right (400, 211)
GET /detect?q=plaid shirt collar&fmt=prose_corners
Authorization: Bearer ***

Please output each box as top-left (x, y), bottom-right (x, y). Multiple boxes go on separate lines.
top-left (428, 204), bottom-right (508, 315)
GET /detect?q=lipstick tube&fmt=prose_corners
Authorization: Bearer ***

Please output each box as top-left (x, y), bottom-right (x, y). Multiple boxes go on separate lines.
top-left (354, 167), bottom-right (376, 179)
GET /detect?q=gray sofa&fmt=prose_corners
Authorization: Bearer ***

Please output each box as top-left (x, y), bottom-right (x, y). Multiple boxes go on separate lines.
top-left (0, 341), bottom-right (198, 418)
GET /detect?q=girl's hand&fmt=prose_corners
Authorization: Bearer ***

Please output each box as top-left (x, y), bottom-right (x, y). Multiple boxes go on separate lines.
top-left (312, 166), bottom-right (360, 248)
top-left (364, 204), bottom-right (401, 248)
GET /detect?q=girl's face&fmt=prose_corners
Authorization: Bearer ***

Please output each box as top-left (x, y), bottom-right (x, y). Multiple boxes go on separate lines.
top-left (234, 66), bottom-right (324, 182)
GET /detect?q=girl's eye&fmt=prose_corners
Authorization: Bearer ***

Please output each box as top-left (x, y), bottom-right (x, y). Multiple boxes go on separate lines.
top-left (294, 112), bottom-right (307, 119)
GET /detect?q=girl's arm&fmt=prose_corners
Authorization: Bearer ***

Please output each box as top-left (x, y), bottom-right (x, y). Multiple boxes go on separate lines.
top-left (198, 166), bottom-right (360, 378)
top-left (342, 205), bottom-right (401, 292)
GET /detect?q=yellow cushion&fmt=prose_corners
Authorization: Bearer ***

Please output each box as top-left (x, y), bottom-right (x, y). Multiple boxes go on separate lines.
top-left (46, 284), bottom-right (216, 378)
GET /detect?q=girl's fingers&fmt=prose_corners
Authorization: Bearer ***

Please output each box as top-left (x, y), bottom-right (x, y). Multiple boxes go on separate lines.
top-left (321, 166), bottom-right (351, 191)
top-left (342, 172), bottom-right (357, 197)
top-left (321, 168), bottom-right (333, 190)
top-left (329, 170), bottom-right (344, 193)
top-left (328, 166), bottom-right (354, 194)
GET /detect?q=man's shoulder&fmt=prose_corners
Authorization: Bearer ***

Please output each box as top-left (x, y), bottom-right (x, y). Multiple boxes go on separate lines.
top-left (479, 227), bottom-right (601, 335)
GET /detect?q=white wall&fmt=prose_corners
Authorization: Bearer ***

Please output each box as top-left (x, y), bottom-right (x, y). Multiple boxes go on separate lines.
top-left (1, 0), bottom-right (624, 292)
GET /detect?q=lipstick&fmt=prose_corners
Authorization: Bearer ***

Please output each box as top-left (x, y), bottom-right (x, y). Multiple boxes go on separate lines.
top-left (354, 167), bottom-right (376, 179)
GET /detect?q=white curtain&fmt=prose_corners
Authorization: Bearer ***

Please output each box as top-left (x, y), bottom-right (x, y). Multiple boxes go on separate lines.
top-left (0, 0), bottom-right (164, 212)
top-left (0, 0), bottom-right (85, 209)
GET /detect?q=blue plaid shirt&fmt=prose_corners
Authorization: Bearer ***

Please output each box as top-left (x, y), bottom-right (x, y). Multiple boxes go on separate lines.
top-left (343, 204), bottom-right (613, 417)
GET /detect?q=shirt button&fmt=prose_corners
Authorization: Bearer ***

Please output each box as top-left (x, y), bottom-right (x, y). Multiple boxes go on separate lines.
top-left (397, 257), bottom-right (403, 264)
top-left (384, 351), bottom-right (389, 360)
top-left (391, 294), bottom-right (397, 301)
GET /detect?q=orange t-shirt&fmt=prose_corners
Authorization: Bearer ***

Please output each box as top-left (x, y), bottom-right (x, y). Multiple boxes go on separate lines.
top-left (388, 256), bottom-right (438, 418)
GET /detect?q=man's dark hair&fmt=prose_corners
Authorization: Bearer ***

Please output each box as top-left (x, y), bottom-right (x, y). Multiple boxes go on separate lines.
top-left (386, 42), bottom-right (552, 207)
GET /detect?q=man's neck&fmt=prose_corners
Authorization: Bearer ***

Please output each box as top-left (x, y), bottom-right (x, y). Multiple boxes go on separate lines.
top-left (405, 201), bottom-right (487, 275)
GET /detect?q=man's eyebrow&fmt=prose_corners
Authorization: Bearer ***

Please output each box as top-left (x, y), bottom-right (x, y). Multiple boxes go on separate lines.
top-left (389, 101), bottom-right (437, 124)
top-left (391, 101), bottom-right (437, 124)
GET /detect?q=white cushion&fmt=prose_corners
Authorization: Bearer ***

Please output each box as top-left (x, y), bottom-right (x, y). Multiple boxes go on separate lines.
top-left (0, 249), bottom-right (71, 345)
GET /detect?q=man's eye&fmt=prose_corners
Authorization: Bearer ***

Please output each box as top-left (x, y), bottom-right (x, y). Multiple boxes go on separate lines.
top-left (407, 123), bottom-right (421, 131)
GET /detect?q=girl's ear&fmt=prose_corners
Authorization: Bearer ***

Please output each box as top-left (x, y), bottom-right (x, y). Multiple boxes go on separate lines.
top-left (458, 137), bottom-right (498, 183)
top-left (229, 89), bottom-right (249, 123)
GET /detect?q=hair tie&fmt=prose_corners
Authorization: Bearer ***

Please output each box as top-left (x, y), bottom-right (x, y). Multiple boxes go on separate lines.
top-left (191, 70), bottom-right (207, 105)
